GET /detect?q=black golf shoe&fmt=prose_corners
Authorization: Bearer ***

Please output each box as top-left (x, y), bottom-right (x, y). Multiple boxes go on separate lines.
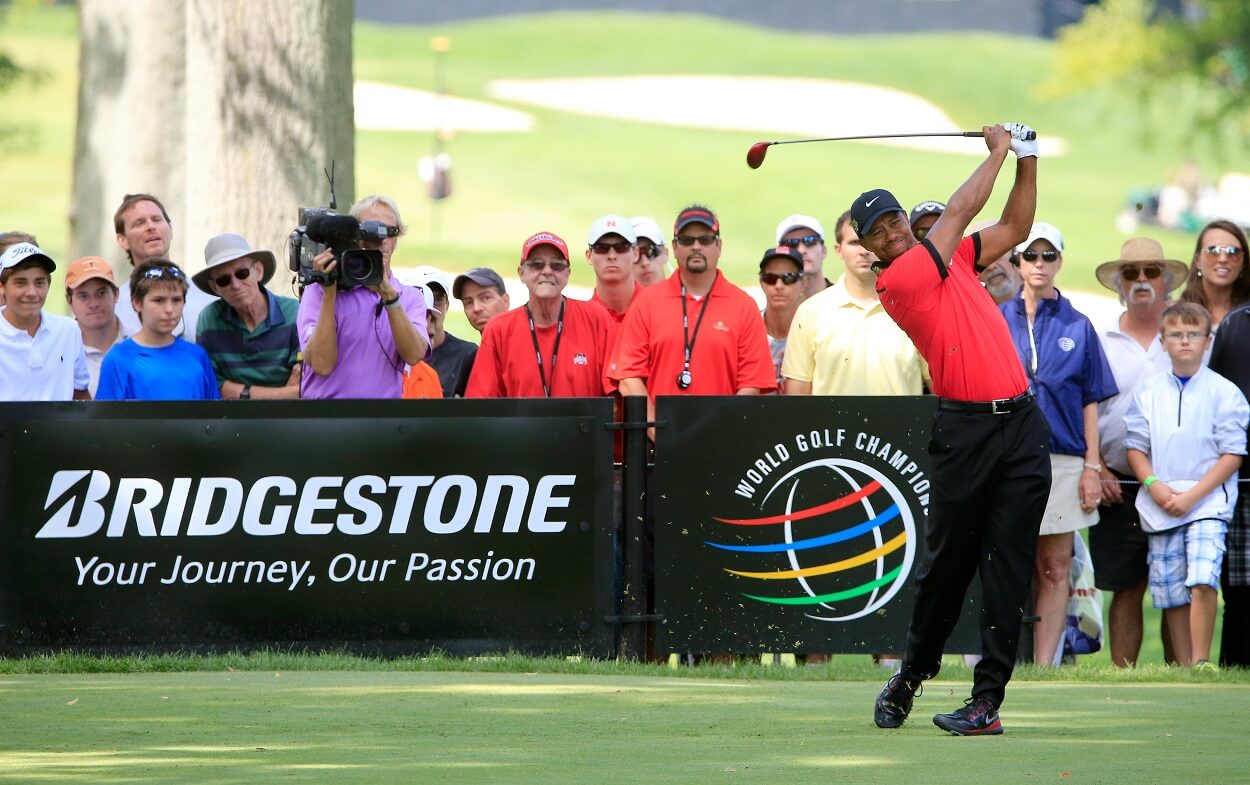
top-left (873, 673), bottom-right (921, 728)
top-left (932, 696), bottom-right (1003, 736)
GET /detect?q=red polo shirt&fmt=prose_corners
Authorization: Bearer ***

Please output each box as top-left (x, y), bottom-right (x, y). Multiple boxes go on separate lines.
top-left (465, 297), bottom-right (617, 398)
top-left (606, 269), bottom-right (775, 396)
top-left (874, 233), bottom-right (1028, 402)
top-left (590, 285), bottom-right (639, 324)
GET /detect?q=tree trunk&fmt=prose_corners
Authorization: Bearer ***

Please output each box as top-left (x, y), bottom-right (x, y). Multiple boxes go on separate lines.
top-left (71, 0), bottom-right (354, 297)
top-left (70, 0), bottom-right (186, 268)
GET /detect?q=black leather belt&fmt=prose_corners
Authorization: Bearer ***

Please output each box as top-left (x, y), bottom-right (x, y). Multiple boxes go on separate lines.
top-left (938, 391), bottom-right (1034, 415)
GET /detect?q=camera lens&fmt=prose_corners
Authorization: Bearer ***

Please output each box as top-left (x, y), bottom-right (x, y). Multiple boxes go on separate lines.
top-left (344, 254), bottom-right (370, 281)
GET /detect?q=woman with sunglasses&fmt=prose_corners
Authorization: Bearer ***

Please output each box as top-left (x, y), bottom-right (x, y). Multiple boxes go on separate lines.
top-left (1179, 219), bottom-right (1250, 328)
top-left (193, 233), bottom-right (301, 399)
top-left (757, 246), bottom-right (806, 393)
top-left (1001, 222), bottom-right (1118, 666)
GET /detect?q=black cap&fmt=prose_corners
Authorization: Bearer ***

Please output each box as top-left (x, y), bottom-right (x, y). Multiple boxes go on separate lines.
top-left (452, 267), bottom-right (506, 298)
top-left (849, 189), bottom-right (904, 238)
top-left (759, 246), bottom-right (804, 272)
top-left (909, 200), bottom-right (946, 225)
top-left (674, 206), bottom-right (719, 235)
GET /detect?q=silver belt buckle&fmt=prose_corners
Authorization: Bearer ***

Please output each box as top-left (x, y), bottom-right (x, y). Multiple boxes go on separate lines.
top-left (991, 398), bottom-right (1008, 415)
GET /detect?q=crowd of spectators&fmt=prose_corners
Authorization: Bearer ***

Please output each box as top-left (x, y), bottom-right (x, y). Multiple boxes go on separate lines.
top-left (3, 183), bottom-right (1249, 670)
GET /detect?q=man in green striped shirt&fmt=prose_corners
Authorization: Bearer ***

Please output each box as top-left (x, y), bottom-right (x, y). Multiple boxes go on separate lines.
top-left (194, 233), bottom-right (301, 399)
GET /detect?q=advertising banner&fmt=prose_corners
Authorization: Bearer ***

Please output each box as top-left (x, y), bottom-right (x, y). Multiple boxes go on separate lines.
top-left (654, 396), bottom-right (981, 653)
top-left (0, 400), bottom-right (616, 656)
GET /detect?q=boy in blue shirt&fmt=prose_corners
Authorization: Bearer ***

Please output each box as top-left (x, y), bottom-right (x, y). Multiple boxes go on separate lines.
top-left (96, 259), bottom-right (219, 401)
top-left (1125, 302), bottom-right (1248, 668)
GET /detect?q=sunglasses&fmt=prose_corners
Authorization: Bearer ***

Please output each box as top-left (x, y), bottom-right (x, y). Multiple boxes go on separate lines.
top-left (591, 240), bottom-right (633, 254)
top-left (213, 267), bottom-right (253, 288)
top-left (141, 266), bottom-right (185, 279)
top-left (1203, 244), bottom-right (1243, 257)
top-left (675, 234), bottom-right (718, 247)
top-left (759, 271), bottom-right (803, 286)
top-left (1121, 265), bottom-right (1162, 281)
top-left (638, 241), bottom-right (663, 259)
top-left (523, 259), bottom-right (570, 272)
top-left (780, 234), bottom-right (822, 248)
top-left (1013, 250), bottom-right (1060, 264)
top-left (914, 227), bottom-right (931, 240)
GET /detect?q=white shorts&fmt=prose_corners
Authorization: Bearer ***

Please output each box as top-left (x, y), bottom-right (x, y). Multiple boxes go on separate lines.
top-left (1039, 454), bottom-right (1099, 536)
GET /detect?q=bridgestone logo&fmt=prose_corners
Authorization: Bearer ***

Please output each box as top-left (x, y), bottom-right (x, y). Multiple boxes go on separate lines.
top-left (37, 470), bottom-right (576, 539)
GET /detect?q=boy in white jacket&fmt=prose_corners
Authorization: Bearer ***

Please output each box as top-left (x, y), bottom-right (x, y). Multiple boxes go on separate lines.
top-left (1126, 302), bottom-right (1249, 668)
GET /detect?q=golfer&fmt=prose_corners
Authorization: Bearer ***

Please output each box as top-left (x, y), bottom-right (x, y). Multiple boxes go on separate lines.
top-left (859, 123), bottom-right (1050, 736)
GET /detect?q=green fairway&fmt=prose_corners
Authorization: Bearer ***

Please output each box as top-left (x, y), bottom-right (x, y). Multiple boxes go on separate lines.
top-left (1, 665), bottom-right (1245, 784)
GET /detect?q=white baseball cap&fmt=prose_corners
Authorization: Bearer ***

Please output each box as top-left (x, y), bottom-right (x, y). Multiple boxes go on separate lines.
top-left (775, 214), bottom-right (826, 244)
top-left (631, 216), bottom-right (665, 246)
top-left (410, 265), bottom-right (453, 300)
top-left (0, 242), bottom-right (56, 274)
top-left (587, 214), bottom-right (637, 245)
top-left (411, 282), bottom-right (441, 316)
top-left (1015, 221), bottom-right (1065, 254)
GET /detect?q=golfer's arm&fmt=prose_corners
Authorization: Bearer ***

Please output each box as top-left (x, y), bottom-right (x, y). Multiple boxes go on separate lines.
top-left (978, 157), bottom-right (1038, 263)
top-left (928, 147), bottom-right (1012, 262)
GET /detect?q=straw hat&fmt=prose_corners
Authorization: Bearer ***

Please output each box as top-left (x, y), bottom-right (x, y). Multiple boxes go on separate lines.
top-left (1094, 237), bottom-right (1188, 293)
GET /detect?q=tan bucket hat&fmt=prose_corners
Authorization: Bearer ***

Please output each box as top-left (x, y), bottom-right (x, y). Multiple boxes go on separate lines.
top-left (1094, 237), bottom-right (1188, 294)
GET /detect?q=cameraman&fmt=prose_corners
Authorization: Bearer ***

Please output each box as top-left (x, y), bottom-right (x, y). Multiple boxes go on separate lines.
top-left (298, 195), bottom-right (429, 398)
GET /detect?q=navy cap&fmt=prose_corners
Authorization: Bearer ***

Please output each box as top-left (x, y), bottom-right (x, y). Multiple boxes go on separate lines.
top-left (909, 200), bottom-right (946, 225)
top-left (849, 189), bottom-right (904, 238)
top-left (759, 246), bottom-right (804, 272)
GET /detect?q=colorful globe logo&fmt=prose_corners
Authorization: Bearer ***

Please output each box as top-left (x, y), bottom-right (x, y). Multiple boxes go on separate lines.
top-left (707, 458), bottom-right (917, 622)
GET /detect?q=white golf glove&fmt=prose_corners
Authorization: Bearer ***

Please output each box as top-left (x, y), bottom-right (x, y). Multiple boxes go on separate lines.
top-left (1005, 122), bottom-right (1038, 158)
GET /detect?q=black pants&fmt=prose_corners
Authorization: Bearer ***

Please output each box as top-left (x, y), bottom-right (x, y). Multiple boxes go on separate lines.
top-left (902, 402), bottom-right (1052, 708)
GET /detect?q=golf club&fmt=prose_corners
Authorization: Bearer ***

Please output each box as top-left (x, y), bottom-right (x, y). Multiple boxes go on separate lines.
top-left (745, 129), bottom-right (1036, 169)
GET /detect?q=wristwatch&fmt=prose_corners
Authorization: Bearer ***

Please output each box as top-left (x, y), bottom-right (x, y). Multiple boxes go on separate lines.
top-left (1083, 462), bottom-right (1102, 472)
top-left (240, 385), bottom-right (252, 400)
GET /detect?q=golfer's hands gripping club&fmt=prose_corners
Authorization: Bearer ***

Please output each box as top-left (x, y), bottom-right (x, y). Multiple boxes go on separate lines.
top-left (1005, 122), bottom-right (1039, 158)
top-left (982, 124), bottom-right (1013, 157)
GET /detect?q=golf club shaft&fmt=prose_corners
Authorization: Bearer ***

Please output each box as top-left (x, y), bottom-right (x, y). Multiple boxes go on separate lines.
top-left (769, 131), bottom-right (984, 145)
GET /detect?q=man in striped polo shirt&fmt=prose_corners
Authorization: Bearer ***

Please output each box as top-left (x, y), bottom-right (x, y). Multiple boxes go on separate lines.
top-left (194, 233), bottom-right (301, 399)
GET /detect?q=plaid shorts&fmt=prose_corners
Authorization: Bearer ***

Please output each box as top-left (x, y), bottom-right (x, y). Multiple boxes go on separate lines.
top-left (1147, 518), bottom-right (1227, 609)
top-left (1226, 493), bottom-right (1250, 587)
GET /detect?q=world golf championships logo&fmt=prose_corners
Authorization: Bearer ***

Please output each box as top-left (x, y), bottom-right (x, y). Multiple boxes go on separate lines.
top-left (708, 456), bottom-right (919, 622)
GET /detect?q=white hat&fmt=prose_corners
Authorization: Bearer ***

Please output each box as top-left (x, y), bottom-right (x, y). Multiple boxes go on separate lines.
top-left (409, 265), bottom-right (453, 299)
top-left (775, 214), bottom-right (826, 244)
top-left (1015, 221), bottom-right (1065, 254)
top-left (587, 214), bottom-right (637, 245)
top-left (630, 216), bottom-right (665, 246)
top-left (0, 242), bottom-right (55, 273)
top-left (410, 281), bottom-right (441, 316)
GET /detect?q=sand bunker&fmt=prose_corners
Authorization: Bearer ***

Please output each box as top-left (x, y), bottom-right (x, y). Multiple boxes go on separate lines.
top-left (488, 75), bottom-right (1066, 156)
top-left (354, 81), bottom-right (534, 132)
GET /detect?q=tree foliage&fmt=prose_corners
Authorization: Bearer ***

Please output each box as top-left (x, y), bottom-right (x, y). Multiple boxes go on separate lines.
top-left (1046, 0), bottom-right (1250, 142)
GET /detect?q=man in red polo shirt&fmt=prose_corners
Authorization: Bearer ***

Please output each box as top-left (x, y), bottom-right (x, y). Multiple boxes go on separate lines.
top-left (465, 231), bottom-right (616, 398)
top-left (607, 204), bottom-right (775, 436)
top-left (863, 123), bottom-right (1051, 737)
top-left (587, 214), bottom-right (640, 323)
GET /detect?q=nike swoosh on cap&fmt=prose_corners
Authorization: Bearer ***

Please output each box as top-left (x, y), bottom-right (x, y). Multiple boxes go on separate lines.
top-left (866, 196), bottom-right (880, 207)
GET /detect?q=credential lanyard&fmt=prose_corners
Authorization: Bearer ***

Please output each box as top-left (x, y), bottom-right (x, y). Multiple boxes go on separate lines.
top-left (526, 297), bottom-right (565, 398)
top-left (681, 275), bottom-right (716, 378)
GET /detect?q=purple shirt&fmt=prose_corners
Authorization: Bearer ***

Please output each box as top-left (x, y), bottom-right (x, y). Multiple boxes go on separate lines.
top-left (297, 277), bottom-right (429, 399)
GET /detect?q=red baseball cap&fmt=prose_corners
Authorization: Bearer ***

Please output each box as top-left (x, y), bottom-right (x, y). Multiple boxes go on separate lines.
top-left (521, 231), bottom-right (569, 260)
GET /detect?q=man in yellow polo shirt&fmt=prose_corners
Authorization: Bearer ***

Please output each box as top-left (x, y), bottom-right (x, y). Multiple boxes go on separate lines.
top-left (782, 210), bottom-right (928, 396)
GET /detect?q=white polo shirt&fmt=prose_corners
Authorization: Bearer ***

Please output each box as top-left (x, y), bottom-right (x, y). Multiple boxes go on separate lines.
top-left (0, 308), bottom-right (90, 401)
